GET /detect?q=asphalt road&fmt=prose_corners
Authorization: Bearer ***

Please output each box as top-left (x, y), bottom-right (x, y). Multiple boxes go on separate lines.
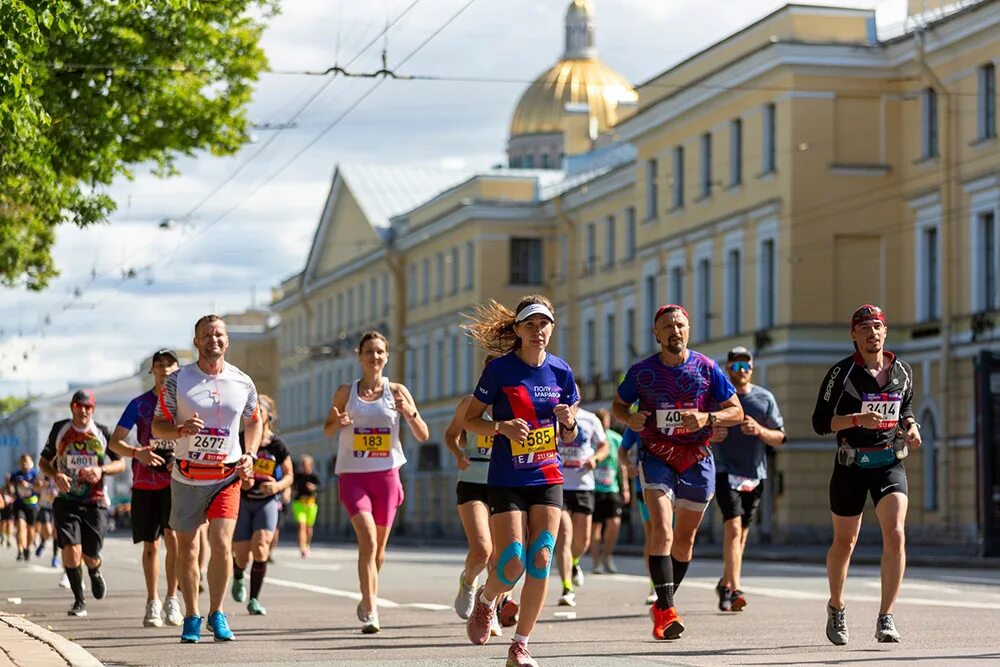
top-left (1, 534), bottom-right (999, 666)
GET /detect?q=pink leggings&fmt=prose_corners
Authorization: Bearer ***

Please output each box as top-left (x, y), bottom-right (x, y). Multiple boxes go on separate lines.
top-left (338, 468), bottom-right (404, 527)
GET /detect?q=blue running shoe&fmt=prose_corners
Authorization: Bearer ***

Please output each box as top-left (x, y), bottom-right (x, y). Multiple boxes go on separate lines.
top-left (207, 611), bottom-right (234, 641)
top-left (181, 615), bottom-right (202, 643)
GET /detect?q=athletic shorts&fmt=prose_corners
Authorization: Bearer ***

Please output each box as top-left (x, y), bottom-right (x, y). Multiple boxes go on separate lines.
top-left (0, 505), bottom-right (12, 521)
top-left (37, 507), bottom-right (53, 524)
top-left (338, 468), bottom-right (404, 528)
top-left (14, 503), bottom-right (38, 525)
top-left (639, 453), bottom-right (715, 513)
top-left (170, 475), bottom-right (241, 533)
top-left (488, 484), bottom-right (563, 515)
top-left (53, 498), bottom-right (108, 559)
top-left (457, 481), bottom-right (490, 506)
top-left (131, 487), bottom-right (172, 544)
top-left (234, 496), bottom-right (280, 541)
top-left (562, 489), bottom-right (595, 515)
top-left (714, 474), bottom-right (764, 528)
top-left (292, 498), bottom-right (318, 527)
top-left (594, 491), bottom-right (624, 523)
top-left (830, 459), bottom-right (908, 517)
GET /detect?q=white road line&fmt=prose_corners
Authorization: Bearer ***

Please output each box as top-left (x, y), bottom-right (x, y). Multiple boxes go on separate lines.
top-left (266, 577), bottom-right (450, 611)
top-left (865, 580), bottom-right (962, 595)
top-left (602, 573), bottom-right (1000, 610)
top-left (275, 562), bottom-right (344, 571)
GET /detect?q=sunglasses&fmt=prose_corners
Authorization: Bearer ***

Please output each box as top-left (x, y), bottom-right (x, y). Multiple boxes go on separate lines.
top-left (729, 362), bottom-right (752, 372)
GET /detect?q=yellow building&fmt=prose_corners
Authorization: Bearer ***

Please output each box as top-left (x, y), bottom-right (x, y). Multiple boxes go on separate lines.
top-left (272, 0), bottom-right (1000, 546)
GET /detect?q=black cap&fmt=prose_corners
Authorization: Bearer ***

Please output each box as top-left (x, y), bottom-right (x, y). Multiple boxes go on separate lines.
top-left (151, 349), bottom-right (179, 364)
top-left (70, 389), bottom-right (96, 406)
top-left (727, 346), bottom-right (753, 362)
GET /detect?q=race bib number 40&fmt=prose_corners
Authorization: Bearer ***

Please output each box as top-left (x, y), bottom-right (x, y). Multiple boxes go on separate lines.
top-left (656, 402), bottom-right (696, 436)
top-left (188, 427), bottom-right (231, 463)
top-left (511, 421), bottom-right (557, 470)
top-left (353, 427), bottom-right (391, 458)
top-left (861, 393), bottom-right (902, 430)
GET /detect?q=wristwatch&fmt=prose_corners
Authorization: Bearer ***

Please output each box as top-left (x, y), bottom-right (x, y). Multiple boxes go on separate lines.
top-left (708, 413), bottom-right (718, 426)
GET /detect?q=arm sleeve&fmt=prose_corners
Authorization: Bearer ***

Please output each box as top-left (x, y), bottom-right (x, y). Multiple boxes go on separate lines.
top-left (473, 359), bottom-right (498, 405)
top-left (155, 371), bottom-right (179, 421)
top-left (812, 362), bottom-right (845, 436)
top-left (40, 421), bottom-right (62, 462)
top-left (616, 366), bottom-right (639, 404)
top-left (243, 380), bottom-right (259, 420)
top-left (116, 398), bottom-right (139, 431)
top-left (709, 361), bottom-right (737, 403)
top-left (621, 428), bottom-right (638, 452)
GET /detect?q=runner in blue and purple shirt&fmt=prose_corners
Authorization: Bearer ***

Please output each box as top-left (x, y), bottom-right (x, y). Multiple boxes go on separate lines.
top-left (612, 304), bottom-right (743, 642)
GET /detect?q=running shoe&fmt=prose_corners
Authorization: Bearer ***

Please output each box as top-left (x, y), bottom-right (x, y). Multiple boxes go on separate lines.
top-left (729, 589), bottom-right (747, 612)
top-left (645, 583), bottom-right (656, 605)
top-left (67, 600), bottom-right (87, 617)
top-left (35, 543), bottom-right (45, 558)
top-left (466, 586), bottom-right (495, 645)
top-left (490, 609), bottom-right (503, 638)
top-left (875, 613), bottom-right (900, 643)
top-left (454, 571), bottom-right (478, 619)
top-left (231, 575), bottom-right (247, 603)
top-left (164, 596), bottom-right (184, 626)
top-left (16, 549), bottom-right (22, 561)
top-left (143, 599), bottom-right (164, 627)
top-left (247, 598), bottom-right (267, 616)
top-left (89, 569), bottom-right (107, 600)
top-left (650, 605), bottom-right (685, 640)
top-left (716, 580), bottom-right (732, 612)
top-left (557, 590), bottom-right (576, 607)
top-left (207, 610), bottom-right (234, 641)
top-left (50, 554), bottom-right (59, 568)
top-left (506, 639), bottom-right (538, 667)
top-left (826, 604), bottom-right (849, 646)
top-left (592, 561), bottom-right (605, 575)
top-left (498, 595), bottom-right (519, 628)
top-left (181, 615), bottom-right (202, 643)
top-left (571, 563), bottom-right (585, 587)
top-left (23, 548), bottom-right (30, 561)
top-left (59, 573), bottom-right (70, 589)
top-left (604, 557), bottom-right (618, 574)
top-left (361, 610), bottom-right (380, 634)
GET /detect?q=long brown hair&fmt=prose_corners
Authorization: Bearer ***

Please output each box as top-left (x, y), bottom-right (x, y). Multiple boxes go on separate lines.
top-left (357, 330), bottom-right (389, 354)
top-left (462, 295), bottom-right (554, 357)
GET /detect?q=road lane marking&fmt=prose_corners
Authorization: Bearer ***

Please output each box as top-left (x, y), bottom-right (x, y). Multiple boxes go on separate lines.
top-left (275, 562), bottom-right (344, 571)
top-left (267, 577), bottom-right (450, 611)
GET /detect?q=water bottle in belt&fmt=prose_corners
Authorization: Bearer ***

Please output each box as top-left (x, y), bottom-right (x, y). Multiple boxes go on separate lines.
top-left (892, 427), bottom-right (908, 460)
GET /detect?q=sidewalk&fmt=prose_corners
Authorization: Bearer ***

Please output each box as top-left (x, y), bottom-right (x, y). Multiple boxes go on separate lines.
top-left (0, 611), bottom-right (102, 667)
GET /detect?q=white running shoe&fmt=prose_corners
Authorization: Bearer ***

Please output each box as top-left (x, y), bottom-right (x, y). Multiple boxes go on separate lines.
top-left (454, 571), bottom-right (478, 620)
top-left (571, 564), bottom-right (585, 588)
top-left (164, 596), bottom-right (184, 626)
top-left (361, 610), bottom-right (380, 634)
top-left (59, 573), bottom-right (70, 589)
top-left (557, 590), bottom-right (576, 607)
top-left (490, 610), bottom-right (503, 638)
top-left (143, 599), bottom-right (164, 627)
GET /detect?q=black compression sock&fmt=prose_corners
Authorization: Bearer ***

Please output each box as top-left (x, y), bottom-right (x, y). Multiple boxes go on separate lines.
top-left (648, 555), bottom-right (674, 610)
top-left (249, 560), bottom-right (267, 599)
top-left (65, 566), bottom-right (84, 603)
top-left (232, 556), bottom-right (245, 579)
top-left (671, 556), bottom-right (690, 590)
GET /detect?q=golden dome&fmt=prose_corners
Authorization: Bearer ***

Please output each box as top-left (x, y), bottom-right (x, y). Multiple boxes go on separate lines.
top-left (509, 58), bottom-right (638, 138)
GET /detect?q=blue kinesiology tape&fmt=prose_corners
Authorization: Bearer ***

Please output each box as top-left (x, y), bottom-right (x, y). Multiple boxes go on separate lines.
top-left (496, 541), bottom-right (525, 587)
top-left (525, 530), bottom-right (556, 579)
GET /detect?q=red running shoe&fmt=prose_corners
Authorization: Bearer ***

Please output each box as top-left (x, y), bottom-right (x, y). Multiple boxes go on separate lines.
top-left (498, 595), bottom-right (519, 628)
top-left (650, 604), bottom-right (685, 640)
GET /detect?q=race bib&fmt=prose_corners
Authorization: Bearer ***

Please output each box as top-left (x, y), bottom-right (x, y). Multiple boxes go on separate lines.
top-left (655, 402), bottom-right (696, 436)
top-left (187, 427), bottom-right (231, 463)
top-left (511, 420), bottom-right (557, 470)
top-left (475, 434), bottom-right (494, 454)
top-left (353, 427), bottom-right (391, 458)
top-left (64, 453), bottom-right (98, 475)
top-left (558, 443), bottom-right (587, 468)
top-left (861, 393), bottom-right (902, 430)
top-left (253, 457), bottom-right (277, 477)
top-left (595, 465), bottom-right (616, 487)
top-left (728, 474), bottom-right (761, 493)
top-left (150, 437), bottom-right (176, 452)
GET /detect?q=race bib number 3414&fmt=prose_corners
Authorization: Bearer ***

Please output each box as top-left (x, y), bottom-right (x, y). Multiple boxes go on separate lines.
top-left (861, 393), bottom-right (902, 430)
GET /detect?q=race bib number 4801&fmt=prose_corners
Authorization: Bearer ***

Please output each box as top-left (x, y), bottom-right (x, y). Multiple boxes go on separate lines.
top-left (656, 402), bottom-right (696, 436)
top-left (188, 427), bottom-right (231, 463)
top-left (861, 393), bottom-right (902, 430)
top-left (353, 427), bottom-right (391, 458)
top-left (511, 421), bottom-right (557, 470)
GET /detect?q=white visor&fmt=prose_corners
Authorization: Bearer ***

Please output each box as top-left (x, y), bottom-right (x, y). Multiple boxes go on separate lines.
top-left (514, 303), bottom-right (555, 323)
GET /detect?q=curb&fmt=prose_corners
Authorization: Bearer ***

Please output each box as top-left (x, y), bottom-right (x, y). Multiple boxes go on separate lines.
top-left (0, 613), bottom-right (103, 667)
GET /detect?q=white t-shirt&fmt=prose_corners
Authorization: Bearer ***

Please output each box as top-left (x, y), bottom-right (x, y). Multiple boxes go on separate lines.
top-left (558, 408), bottom-right (606, 491)
top-left (156, 362), bottom-right (258, 486)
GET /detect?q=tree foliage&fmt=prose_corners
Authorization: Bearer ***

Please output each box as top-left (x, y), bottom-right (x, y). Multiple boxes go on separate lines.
top-left (0, 395), bottom-right (29, 416)
top-left (0, 0), bottom-right (274, 289)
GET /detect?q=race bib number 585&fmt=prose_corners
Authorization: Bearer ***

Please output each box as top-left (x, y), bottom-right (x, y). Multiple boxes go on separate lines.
top-left (511, 421), bottom-right (557, 470)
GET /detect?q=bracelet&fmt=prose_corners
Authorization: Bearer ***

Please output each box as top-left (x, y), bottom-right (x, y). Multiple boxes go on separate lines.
top-left (561, 420), bottom-right (578, 431)
top-left (851, 415), bottom-right (859, 427)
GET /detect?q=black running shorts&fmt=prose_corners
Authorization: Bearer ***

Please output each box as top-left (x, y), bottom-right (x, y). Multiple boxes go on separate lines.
top-left (714, 474), bottom-right (764, 528)
top-left (829, 459), bottom-right (908, 517)
top-left (131, 487), bottom-right (172, 544)
top-left (53, 498), bottom-right (109, 558)
top-left (488, 484), bottom-right (563, 515)
top-left (593, 491), bottom-right (624, 523)
top-left (562, 489), bottom-right (596, 516)
top-left (456, 481), bottom-right (490, 506)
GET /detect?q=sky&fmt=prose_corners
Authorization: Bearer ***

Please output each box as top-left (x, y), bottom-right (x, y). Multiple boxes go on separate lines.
top-left (0, 0), bottom-right (910, 398)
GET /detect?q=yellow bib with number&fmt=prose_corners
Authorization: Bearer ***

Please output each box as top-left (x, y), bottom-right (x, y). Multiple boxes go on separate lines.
top-left (511, 424), bottom-right (556, 457)
top-left (253, 457), bottom-right (276, 477)
top-left (353, 427), bottom-right (391, 457)
top-left (476, 434), bottom-right (494, 450)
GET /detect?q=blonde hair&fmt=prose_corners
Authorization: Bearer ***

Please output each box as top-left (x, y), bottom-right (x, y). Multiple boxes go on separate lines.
top-left (462, 295), bottom-right (554, 357)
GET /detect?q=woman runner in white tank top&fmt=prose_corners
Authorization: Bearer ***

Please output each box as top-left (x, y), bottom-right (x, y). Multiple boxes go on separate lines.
top-left (323, 331), bottom-right (429, 634)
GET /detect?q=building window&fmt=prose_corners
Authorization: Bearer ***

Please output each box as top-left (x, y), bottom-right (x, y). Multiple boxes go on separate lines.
top-left (726, 248), bottom-right (741, 336)
top-left (369, 277), bottom-right (378, 321)
top-left (584, 222), bottom-right (597, 275)
top-left (510, 238), bottom-right (543, 285)
top-left (625, 207), bottom-right (636, 261)
top-left (644, 274), bottom-right (657, 353)
top-left (672, 146), bottom-right (685, 209)
top-left (670, 266), bottom-right (684, 306)
top-left (759, 238), bottom-right (777, 328)
top-left (919, 226), bottom-right (940, 321)
top-left (625, 307), bottom-right (636, 359)
top-left (407, 265), bottom-right (416, 306)
top-left (585, 317), bottom-right (596, 380)
top-left (762, 103), bottom-right (776, 174)
top-left (696, 258), bottom-right (712, 341)
top-left (382, 272), bottom-right (390, 315)
top-left (326, 298), bottom-right (334, 337)
top-left (700, 132), bottom-right (712, 198)
top-left (422, 258), bottom-right (430, 305)
top-left (347, 287), bottom-right (355, 329)
top-left (316, 301), bottom-right (325, 341)
top-left (465, 340), bottom-right (475, 392)
top-left (449, 334), bottom-right (459, 395)
top-left (465, 241), bottom-right (475, 290)
top-left (922, 412), bottom-right (938, 511)
top-left (730, 118), bottom-right (743, 186)
top-left (558, 235), bottom-right (569, 280)
top-left (435, 337), bottom-right (444, 398)
top-left (979, 63), bottom-right (997, 141)
top-left (524, 154), bottom-right (535, 169)
top-left (922, 88), bottom-right (939, 159)
top-left (981, 211), bottom-right (997, 311)
top-left (604, 215), bottom-right (616, 268)
top-left (646, 158), bottom-right (658, 221)
top-left (435, 252), bottom-right (444, 301)
top-left (449, 247), bottom-right (459, 295)
top-left (604, 312), bottom-right (616, 380)
top-left (360, 283), bottom-right (368, 324)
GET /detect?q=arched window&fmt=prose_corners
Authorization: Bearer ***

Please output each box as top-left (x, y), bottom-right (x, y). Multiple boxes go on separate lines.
top-left (921, 411), bottom-right (937, 512)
